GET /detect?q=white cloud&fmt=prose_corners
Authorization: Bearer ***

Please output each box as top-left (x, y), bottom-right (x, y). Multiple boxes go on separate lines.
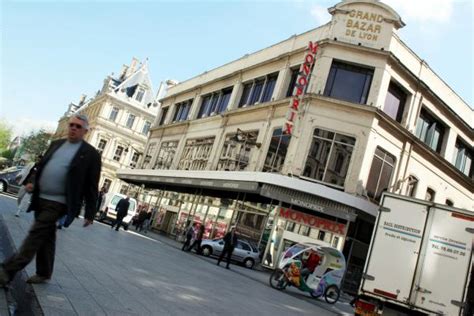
top-left (384, 0), bottom-right (454, 24)
top-left (310, 5), bottom-right (331, 24)
top-left (11, 117), bottom-right (57, 137)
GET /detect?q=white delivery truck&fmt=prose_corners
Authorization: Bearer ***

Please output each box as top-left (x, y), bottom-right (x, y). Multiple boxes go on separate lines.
top-left (354, 193), bottom-right (473, 316)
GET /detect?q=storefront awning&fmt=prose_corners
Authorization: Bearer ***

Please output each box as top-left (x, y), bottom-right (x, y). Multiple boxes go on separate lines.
top-left (116, 169), bottom-right (379, 221)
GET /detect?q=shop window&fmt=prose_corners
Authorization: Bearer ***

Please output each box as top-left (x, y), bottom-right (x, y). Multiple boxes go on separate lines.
top-left (453, 138), bottom-right (473, 178)
top-left (197, 87), bottom-right (233, 118)
top-left (109, 106), bottom-right (119, 122)
top-left (172, 99), bottom-right (193, 122)
top-left (158, 107), bottom-right (168, 126)
top-left (113, 146), bottom-right (124, 162)
top-left (142, 121), bottom-right (151, 135)
top-left (286, 221), bottom-right (296, 232)
top-left (384, 81), bottom-right (407, 123)
top-left (406, 175), bottom-right (418, 197)
top-left (97, 139), bottom-right (107, 155)
top-left (332, 236), bottom-right (340, 248)
top-left (415, 108), bottom-right (445, 153)
top-left (366, 147), bottom-right (396, 202)
top-left (178, 137), bottom-right (215, 170)
top-left (217, 130), bottom-right (259, 171)
top-left (154, 141), bottom-right (178, 170)
top-left (238, 73), bottom-right (278, 107)
top-left (324, 60), bottom-right (373, 104)
top-left (299, 226), bottom-right (311, 237)
top-left (425, 188), bottom-right (436, 202)
top-left (303, 128), bottom-right (356, 187)
top-left (286, 66), bottom-right (300, 97)
top-left (263, 128), bottom-right (291, 173)
top-left (126, 114), bottom-right (136, 129)
top-left (446, 199), bottom-right (454, 207)
top-left (143, 142), bottom-right (156, 168)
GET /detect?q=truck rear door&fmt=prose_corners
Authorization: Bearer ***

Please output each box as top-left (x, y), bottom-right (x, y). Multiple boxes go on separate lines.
top-left (412, 208), bottom-right (474, 315)
top-left (362, 195), bottom-right (429, 304)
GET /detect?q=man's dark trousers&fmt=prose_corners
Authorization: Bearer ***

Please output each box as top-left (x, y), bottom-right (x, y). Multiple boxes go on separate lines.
top-left (2, 199), bottom-right (66, 280)
top-left (217, 246), bottom-right (235, 268)
top-left (112, 216), bottom-right (125, 231)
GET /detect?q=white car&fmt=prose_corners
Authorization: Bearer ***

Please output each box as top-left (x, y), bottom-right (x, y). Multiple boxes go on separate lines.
top-left (200, 238), bottom-right (260, 269)
top-left (97, 193), bottom-right (138, 230)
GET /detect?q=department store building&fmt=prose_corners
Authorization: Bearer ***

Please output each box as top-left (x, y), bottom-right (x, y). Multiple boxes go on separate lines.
top-left (117, 0), bottom-right (473, 292)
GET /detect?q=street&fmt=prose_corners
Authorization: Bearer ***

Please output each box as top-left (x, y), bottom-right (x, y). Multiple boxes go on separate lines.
top-left (0, 194), bottom-right (353, 315)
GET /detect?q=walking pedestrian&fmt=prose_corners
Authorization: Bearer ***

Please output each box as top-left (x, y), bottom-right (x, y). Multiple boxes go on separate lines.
top-left (217, 226), bottom-right (238, 269)
top-left (111, 196), bottom-right (130, 231)
top-left (15, 155), bottom-right (42, 217)
top-left (96, 186), bottom-right (107, 219)
top-left (0, 114), bottom-right (101, 287)
top-left (141, 209), bottom-right (152, 234)
top-left (187, 225), bottom-right (205, 254)
top-left (135, 207), bottom-right (148, 232)
top-left (181, 223), bottom-right (196, 251)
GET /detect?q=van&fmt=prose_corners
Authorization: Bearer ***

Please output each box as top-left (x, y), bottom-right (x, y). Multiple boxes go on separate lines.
top-left (98, 193), bottom-right (138, 230)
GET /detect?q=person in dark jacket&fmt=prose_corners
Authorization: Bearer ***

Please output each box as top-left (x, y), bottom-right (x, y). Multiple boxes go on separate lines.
top-left (217, 226), bottom-right (238, 269)
top-left (0, 114), bottom-right (101, 287)
top-left (135, 207), bottom-right (148, 232)
top-left (181, 223), bottom-right (196, 251)
top-left (187, 225), bottom-right (205, 254)
top-left (111, 197), bottom-right (130, 231)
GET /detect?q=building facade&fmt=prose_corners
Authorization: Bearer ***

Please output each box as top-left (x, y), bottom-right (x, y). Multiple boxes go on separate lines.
top-left (54, 58), bottom-right (161, 194)
top-left (117, 0), bottom-right (473, 292)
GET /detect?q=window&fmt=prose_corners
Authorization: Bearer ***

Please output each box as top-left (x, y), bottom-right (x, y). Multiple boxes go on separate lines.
top-left (453, 139), bottom-right (473, 178)
top-left (263, 128), bottom-right (291, 173)
top-left (178, 137), bottom-right (215, 170)
top-left (120, 185), bottom-right (128, 195)
top-left (332, 236), bottom-right (340, 248)
top-left (426, 188), bottom-right (436, 202)
top-left (97, 139), bottom-right (107, 155)
top-left (366, 147), bottom-right (396, 201)
top-left (129, 152), bottom-right (140, 168)
top-left (142, 121), bottom-right (151, 135)
top-left (126, 114), bottom-right (136, 129)
top-left (238, 73), bottom-right (278, 107)
top-left (154, 141), bottom-right (178, 170)
top-left (446, 199), bottom-right (454, 207)
top-left (135, 88), bottom-right (145, 102)
top-left (303, 128), bottom-right (356, 187)
top-left (237, 241), bottom-right (251, 251)
top-left (102, 179), bottom-right (112, 191)
top-left (197, 87), bottom-right (233, 118)
top-left (217, 131), bottom-right (259, 171)
top-left (324, 60), bottom-right (373, 104)
top-left (406, 175), bottom-right (418, 197)
top-left (158, 107), bottom-right (168, 126)
top-left (415, 109), bottom-right (445, 153)
top-left (113, 146), bottom-right (124, 161)
top-left (109, 107), bottom-right (119, 122)
top-left (286, 66), bottom-right (300, 97)
top-left (318, 231), bottom-right (326, 241)
top-left (172, 99), bottom-right (193, 122)
top-left (384, 82), bottom-right (407, 123)
top-left (143, 142), bottom-right (156, 168)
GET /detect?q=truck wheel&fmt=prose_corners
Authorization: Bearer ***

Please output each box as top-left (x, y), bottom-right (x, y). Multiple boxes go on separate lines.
top-left (324, 285), bottom-right (340, 304)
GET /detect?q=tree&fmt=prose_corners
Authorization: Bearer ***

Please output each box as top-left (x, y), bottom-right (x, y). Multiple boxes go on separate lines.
top-left (0, 120), bottom-right (12, 152)
top-left (20, 129), bottom-right (52, 159)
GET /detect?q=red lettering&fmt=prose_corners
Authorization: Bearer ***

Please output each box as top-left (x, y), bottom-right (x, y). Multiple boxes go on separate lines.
top-left (284, 122), bottom-right (293, 134)
top-left (298, 76), bottom-right (308, 86)
top-left (296, 87), bottom-right (303, 96)
top-left (288, 111), bottom-right (296, 122)
top-left (305, 54), bottom-right (314, 65)
top-left (308, 41), bottom-right (319, 54)
top-left (303, 64), bottom-right (311, 76)
top-left (291, 98), bottom-right (300, 110)
top-left (279, 208), bottom-right (291, 218)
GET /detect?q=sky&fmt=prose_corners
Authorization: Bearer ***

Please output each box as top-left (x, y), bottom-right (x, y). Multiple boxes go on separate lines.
top-left (1, 0), bottom-right (472, 137)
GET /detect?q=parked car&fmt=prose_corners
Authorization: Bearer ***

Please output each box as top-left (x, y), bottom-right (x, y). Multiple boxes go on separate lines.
top-left (0, 166), bottom-right (24, 194)
top-left (96, 193), bottom-right (138, 230)
top-left (200, 238), bottom-right (260, 269)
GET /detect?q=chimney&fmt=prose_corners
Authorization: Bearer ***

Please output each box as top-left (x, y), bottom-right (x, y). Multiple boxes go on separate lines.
top-left (79, 94), bottom-right (87, 105)
top-left (127, 57), bottom-right (139, 76)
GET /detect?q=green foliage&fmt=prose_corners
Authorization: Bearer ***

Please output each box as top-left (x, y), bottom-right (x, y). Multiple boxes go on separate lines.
top-left (21, 129), bottom-right (52, 158)
top-left (0, 121), bottom-right (12, 151)
top-left (1, 149), bottom-right (15, 161)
